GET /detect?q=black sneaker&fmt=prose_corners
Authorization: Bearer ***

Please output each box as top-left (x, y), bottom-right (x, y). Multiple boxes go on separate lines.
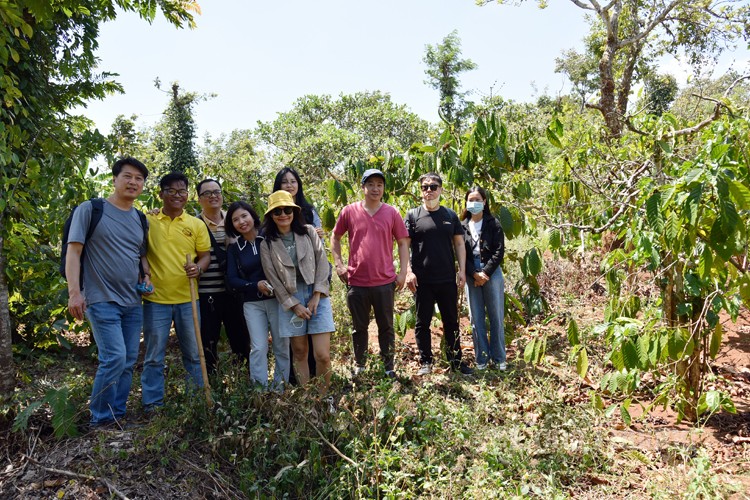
top-left (451, 363), bottom-right (474, 375)
top-left (385, 370), bottom-right (397, 379)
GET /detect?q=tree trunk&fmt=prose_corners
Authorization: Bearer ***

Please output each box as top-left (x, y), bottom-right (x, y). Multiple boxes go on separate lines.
top-left (599, 36), bottom-right (622, 137)
top-left (0, 231), bottom-right (15, 398)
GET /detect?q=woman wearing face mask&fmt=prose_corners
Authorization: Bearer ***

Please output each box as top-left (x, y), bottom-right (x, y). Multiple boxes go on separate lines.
top-left (225, 201), bottom-right (290, 389)
top-left (260, 190), bottom-right (335, 396)
top-left (461, 186), bottom-right (507, 371)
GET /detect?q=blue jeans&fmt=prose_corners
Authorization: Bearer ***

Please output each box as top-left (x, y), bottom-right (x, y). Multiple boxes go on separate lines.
top-left (86, 302), bottom-right (142, 424)
top-left (466, 258), bottom-right (506, 365)
top-left (244, 299), bottom-right (289, 388)
top-left (141, 301), bottom-right (203, 408)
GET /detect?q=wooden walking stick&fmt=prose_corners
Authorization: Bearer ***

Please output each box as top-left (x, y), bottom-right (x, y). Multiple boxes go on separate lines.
top-left (187, 254), bottom-right (213, 408)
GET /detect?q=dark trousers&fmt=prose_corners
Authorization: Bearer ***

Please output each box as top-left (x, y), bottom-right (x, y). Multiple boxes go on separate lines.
top-left (199, 292), bottom-right (250, 373)
top-left (414, 281), bottom-right (462, 366)
top-left (347, 283), bottom-right (396, 372)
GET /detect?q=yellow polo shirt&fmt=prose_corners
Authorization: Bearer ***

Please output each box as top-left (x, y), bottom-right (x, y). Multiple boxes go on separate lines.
top-left (146, 210), bottom-right (211, 304)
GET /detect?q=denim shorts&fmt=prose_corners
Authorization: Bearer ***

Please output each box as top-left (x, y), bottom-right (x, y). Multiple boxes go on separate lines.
top-left (278, 281), bottom-right (335, 338)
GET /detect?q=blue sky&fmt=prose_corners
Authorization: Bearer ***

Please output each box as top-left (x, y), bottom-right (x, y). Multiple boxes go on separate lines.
top-left (82, 0), bottom-right (746, 139)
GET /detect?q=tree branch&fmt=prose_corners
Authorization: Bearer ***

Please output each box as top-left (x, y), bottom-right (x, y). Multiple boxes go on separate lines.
top-left (617, 0), bottom-right (682, 49)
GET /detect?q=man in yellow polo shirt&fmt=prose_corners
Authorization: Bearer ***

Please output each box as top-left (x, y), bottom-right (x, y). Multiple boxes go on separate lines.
top-left (141, 171), bottom-right (211, 411)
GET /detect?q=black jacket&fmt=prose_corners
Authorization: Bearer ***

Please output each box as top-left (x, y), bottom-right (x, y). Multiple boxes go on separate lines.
top-left (462, 212), bottom-right (505, 278)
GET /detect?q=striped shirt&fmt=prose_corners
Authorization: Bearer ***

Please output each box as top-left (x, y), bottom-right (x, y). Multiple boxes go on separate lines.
top-left (198, 211), bottom-right (227, 294)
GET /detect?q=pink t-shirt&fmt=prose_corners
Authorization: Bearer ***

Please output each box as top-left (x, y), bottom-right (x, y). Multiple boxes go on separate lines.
top-left (333, 202), bottom-right (409, 287)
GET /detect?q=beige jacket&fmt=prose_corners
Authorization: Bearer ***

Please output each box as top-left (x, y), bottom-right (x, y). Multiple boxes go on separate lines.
top-left (260, 224), bottom-right (330, 311)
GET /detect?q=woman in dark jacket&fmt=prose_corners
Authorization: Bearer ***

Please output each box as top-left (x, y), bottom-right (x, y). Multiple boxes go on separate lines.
top-left (225, 201), bottom-right (290, 389)
top-left (461, 186), bottom-right (507, 371)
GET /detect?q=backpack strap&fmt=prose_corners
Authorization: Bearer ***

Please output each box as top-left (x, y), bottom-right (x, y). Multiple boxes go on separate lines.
top-left (85, 198), bottom-right (105, 242)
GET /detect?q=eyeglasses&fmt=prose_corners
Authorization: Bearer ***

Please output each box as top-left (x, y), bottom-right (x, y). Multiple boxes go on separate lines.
top-left (272, 207), bottom-right (294, 216)
top-left (199, 189), bottom-right (222, 198)
top-left (164, 188), bottom-right (189, 197)
top-left (290, 315), bottom-right (304, 328)
top-left (421, 184), bottom-right (440, 192)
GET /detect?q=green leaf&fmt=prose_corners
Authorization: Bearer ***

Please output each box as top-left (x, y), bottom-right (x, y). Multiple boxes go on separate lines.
top-left (683, 184), bottom-right (702, 226)
top-left (648, 335), bottom-right (660, 366)
top-left (665, 211), bottom-right (680, 244)
top-left (645, 192), bottom-right (663, 232)
top-left (620, 399), bottom-right (632, 426)
top-left (605, 403), bottom-right (618, 418)
top-left (704, 390), bottom-right (722, 414)
top-left (12, 401), bottom-right (44, 432)
top-left (523, 338), bottom-right (536, 363)
top-left (499, 206), bottom-right (514, 238)
top-left (709, 322), bottom-right (723, 359)
top-left (657, 140), bottom-right (672, 154)
top-left (637, 334), bottom-right (650, 369)
top-left (549, 229), bottom-right (561, 250)
top-left (546, 127), bottom-right (562, 148)
top-left (567, 318), bottom-right (580, 346)
top-left (710, 143), bottom-right (730, 160)
top-left (591, 392), bottom-right (604, 411)
top-left (576, 348), bottom-right (589, 378)
top-left (610, 348), bottom-right (625, 371)
top-left (621, 341), bottom-right (639, 369)
top-left (526, 248), bottom-right (542, 276)
top-left (720, 197), bottom-right (739, 236)
top-left (698, 246), bottom-right (713, 280)
top-left (728, 180), bottom-right (750, 210)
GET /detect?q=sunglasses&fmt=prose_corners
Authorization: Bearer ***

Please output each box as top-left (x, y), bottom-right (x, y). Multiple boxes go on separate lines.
top-left (272, 206), bottom-right (295, 216)
top-left (421, 184), bottom-right (440, 192)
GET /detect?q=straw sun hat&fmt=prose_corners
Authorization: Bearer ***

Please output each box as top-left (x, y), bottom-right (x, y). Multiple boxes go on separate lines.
top-left (265, 190), bottom-right (301, 215)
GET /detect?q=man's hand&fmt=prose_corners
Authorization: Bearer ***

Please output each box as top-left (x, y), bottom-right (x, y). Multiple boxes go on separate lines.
top-left (334, 263), bottom-right (348, 285)
top-left (184, 263), bottom-right (201, 279)
top-left (68, 291), bottom-right (86, 321)
top-left (457, 270), bottom-right (466, 289)
top-left (406, 272), bottom-right (418, 293)
top-left (395, 270), bottom-right (407, 291)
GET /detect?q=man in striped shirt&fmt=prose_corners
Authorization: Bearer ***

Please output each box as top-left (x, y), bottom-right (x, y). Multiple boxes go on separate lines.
top-left (196, 179), bottom-right (250, 373)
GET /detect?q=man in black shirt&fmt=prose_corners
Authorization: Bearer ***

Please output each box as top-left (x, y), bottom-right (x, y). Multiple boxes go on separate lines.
top-left (405, 173), bottom-right (473, 375)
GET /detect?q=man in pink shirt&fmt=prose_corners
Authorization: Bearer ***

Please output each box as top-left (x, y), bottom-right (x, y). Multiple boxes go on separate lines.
top-left (332, 169), bottom-right (410, 378)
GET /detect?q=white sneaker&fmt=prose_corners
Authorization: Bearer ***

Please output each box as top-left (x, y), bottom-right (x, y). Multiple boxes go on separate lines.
top-left (476, 363), bottom-right (487, 371)
top-left (417, 364), bottom-right (432, 376)
top-left (353, 365), bottom-right (365, 376)
top-left (497, 362), bottom-right (507, 371)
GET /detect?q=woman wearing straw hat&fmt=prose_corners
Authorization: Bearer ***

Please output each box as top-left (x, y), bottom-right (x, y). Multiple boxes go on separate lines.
top-left (260, 190), bottom-right (335, 394)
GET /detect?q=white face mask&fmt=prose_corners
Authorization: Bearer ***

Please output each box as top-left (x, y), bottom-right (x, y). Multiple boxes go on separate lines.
top-left (424, 197), bottom-right (440, 210)
top-left (466, 201), bottom-right (484, 214)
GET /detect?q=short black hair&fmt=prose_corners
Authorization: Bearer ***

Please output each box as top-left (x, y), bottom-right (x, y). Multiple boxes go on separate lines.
top-left (112, 157), bottom-right (148, 179)
top-left (419, 172), bottom-right (442, 186)
top-left (225, 201), bottom-right (261, 238)
top-left (159, 171), bottom-right (189, 191)
top-left (196, 178), bottom-right (221, 195)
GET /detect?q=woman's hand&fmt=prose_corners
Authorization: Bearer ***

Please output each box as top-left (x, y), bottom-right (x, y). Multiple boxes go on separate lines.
top-left (293, 303), bottom-right (312, 320)
top-left (259, 280), bottom-right (274, 297)
top-left (307, 293), bottom-right (320, 316)
top-left (473, 271), bottom-right (489, 287)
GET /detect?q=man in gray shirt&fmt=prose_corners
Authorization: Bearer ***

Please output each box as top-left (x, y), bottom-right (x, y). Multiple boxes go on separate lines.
top-left (66, 157), bottom-right (150, 429)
